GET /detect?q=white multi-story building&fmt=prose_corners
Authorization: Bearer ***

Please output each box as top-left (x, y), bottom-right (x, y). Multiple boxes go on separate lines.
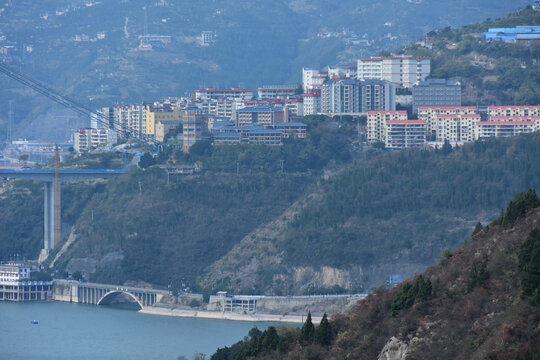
top-left (487, 105), bottom-right (540, 117)
top-left (476, 121), bottom-right (534, 139)
top-left (0, 262), bottom-right (32, 285)
top-left (74, 128), bottom-right (117, 152)
top-left (195, 87), bottom-right (254, 102)
top-left (436, 114), bottom-right (480, 142)
top-left (367, 110), bottom-right (408, 143)
top-left (385, 120), bottom-right (426, 149)
top-left (357, 55), bottom-right (431, 88)
top-left (418, 106), bottom-right (478, 140)
top-left (489, 116), bottom-right (540, 132)
top-left (302, 93), bottom-right (321, 115)
top-left (257, 85), bottom-right (297, 99)
top-left (302, 68), bottom-right (327, 93)
top-left (112, 104), bottom-right (151, 138)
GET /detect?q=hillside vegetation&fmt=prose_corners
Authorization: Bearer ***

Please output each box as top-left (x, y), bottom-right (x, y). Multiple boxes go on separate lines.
top-left (210, 193), bottom-right (540, 360)
top-left (203, 132), bottom-right (540, 294)
top-left (400, 7), bottom-right (540, 105)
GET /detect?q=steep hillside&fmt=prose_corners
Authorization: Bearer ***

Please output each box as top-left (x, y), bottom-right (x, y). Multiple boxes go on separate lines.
top-left (202, 132), bottom-right (540, 294)
top-left (211, 195), bottom-right (540, 360)
top-left (0, 0), bottom-right (529, 141)
top-left (400, 7), bottom-right (540, 105)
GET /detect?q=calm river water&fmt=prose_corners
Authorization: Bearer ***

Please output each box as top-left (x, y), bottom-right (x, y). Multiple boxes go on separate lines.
top-left (0, 301), bottom-right (284, 360)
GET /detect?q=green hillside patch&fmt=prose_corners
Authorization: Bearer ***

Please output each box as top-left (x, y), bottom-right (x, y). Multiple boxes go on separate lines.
top-left (56, 168), bottom-right (311, 287)
top-left (278, 132), bottom-right (540, 274)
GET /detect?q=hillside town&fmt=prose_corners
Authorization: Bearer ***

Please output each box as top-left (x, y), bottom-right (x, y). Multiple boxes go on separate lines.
top-left (66, 41), bottom-right (540, 157)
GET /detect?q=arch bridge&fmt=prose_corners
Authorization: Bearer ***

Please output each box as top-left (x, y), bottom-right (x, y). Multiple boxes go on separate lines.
top-left (53, 280), bottom-right (169, 309)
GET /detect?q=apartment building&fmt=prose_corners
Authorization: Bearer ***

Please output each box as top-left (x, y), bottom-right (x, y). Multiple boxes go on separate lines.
top-left (385, 120), bottom-right (426, 149)
top-left (360, 79), bottom-right (396, 112)
top-left (476, 121), bottom-right (534, 139)
top-left (145, 108), bottom-right (183, 136)
top-left (257, 85), bottom-right (297, 99)
top-left (418, 106), bottom-right (478, 140)
top-left (197, 98), bottom-right (240, 119)
top-left (302, 68), bottom-right (327, 93)
top-left (321, 78), bottom-right (360, 113)
top-left (234, 105), bottom-right (287, 127)
top-left (412, 79), bottom-right (461, 114)
top-left (112, 104), bottom-right (151, 138)
top-left (487, 105), bottom-right (540, 117)
top-left (489, 116), bottom-right (540, 131)
top-left (357, 55), bottom-right (431, 88)
top-left (436, 114), bottom-right (480, 142)
top-left (73, 128), bottom-right (117, 153)
top-left (367, 110), bottom-right (408, 143)
top-left (303, 93), bottom-right (321, 115)
top-left (182, 106), bottom-right (209, 152)
top-left (194, 87), bottom-right (254, 101)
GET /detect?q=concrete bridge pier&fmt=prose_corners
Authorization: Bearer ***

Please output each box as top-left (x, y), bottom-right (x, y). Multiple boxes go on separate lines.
top-left (40, 180), bottom-right (60, 262)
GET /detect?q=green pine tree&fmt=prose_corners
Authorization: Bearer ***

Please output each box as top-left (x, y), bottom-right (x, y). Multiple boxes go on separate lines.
top-left (314, 313), bottom-right (332, 347)
top-left (300, 311), bottom-right (315, 344)
top-left (471, 222), bottom-right (483, 237)
top-left (518, 227), bottom-right (540, 304)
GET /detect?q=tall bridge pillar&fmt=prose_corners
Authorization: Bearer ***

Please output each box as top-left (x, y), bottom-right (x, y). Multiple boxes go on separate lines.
top-left (42, 180), bottom-right (61, 255)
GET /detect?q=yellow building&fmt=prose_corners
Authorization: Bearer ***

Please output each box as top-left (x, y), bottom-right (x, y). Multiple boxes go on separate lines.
top-left (146, 108), bottom-right (183, 140)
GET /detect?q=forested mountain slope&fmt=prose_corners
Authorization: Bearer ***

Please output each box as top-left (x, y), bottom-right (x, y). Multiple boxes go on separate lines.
top-left (203, 133), bottom-right (540, 294)
top-left (210, 193), bottom-right (540, 360)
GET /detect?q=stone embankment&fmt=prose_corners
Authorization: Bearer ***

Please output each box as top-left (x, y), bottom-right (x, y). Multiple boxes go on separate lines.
top-left (139, 306), bottom-right (322, 324)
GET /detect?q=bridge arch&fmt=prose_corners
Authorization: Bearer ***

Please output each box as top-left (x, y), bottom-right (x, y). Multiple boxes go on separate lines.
top-left (97, 290), bottom-right (143, 309)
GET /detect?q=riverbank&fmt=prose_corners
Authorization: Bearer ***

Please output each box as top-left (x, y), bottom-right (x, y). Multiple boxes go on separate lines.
top-left (139, 306), bottom-right (322, 324)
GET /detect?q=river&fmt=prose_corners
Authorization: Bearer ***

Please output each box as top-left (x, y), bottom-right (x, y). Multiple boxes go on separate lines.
top-left (0, 301), bottom-right (287, 360)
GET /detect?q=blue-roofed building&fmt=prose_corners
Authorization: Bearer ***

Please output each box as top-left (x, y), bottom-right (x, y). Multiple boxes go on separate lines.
top-left (484, 26), bottom-right (540, 42)
top-left (235, 105), bottom-right (288, 127)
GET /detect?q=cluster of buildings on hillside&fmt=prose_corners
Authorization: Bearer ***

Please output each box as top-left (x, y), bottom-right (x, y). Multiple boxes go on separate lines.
top-left (367, 105), bottom-right (540, 149)
top-left (71, 52), bottom-right (538, 154)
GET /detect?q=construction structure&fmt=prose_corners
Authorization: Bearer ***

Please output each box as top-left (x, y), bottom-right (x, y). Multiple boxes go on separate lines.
top-left (0, 168), bottom-right (127, 262)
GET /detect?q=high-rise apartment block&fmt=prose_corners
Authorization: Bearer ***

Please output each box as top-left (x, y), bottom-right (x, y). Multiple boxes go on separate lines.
top-left (303, 93), bottom-right (321, 115)
top-left (412, 79), bottom-right (461, 114)
top-left (321, 78), bottom-right (360, 113)
top-left (321, 78), bottom-right (395, 114)
top-left (73, 128), bottom-right (117, 153)
top-left (357, 55), bottom-right (431, 88)
top-left (112, 104), bottom-right (151, 138)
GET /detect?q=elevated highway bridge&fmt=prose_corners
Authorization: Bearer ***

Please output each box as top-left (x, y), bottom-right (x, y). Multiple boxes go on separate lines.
top-left (0, 168), bottom-right (127, 261)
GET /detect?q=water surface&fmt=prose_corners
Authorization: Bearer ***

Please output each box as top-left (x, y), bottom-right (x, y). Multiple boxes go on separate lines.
top-left (0, 301), bottom-right (284, 360)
